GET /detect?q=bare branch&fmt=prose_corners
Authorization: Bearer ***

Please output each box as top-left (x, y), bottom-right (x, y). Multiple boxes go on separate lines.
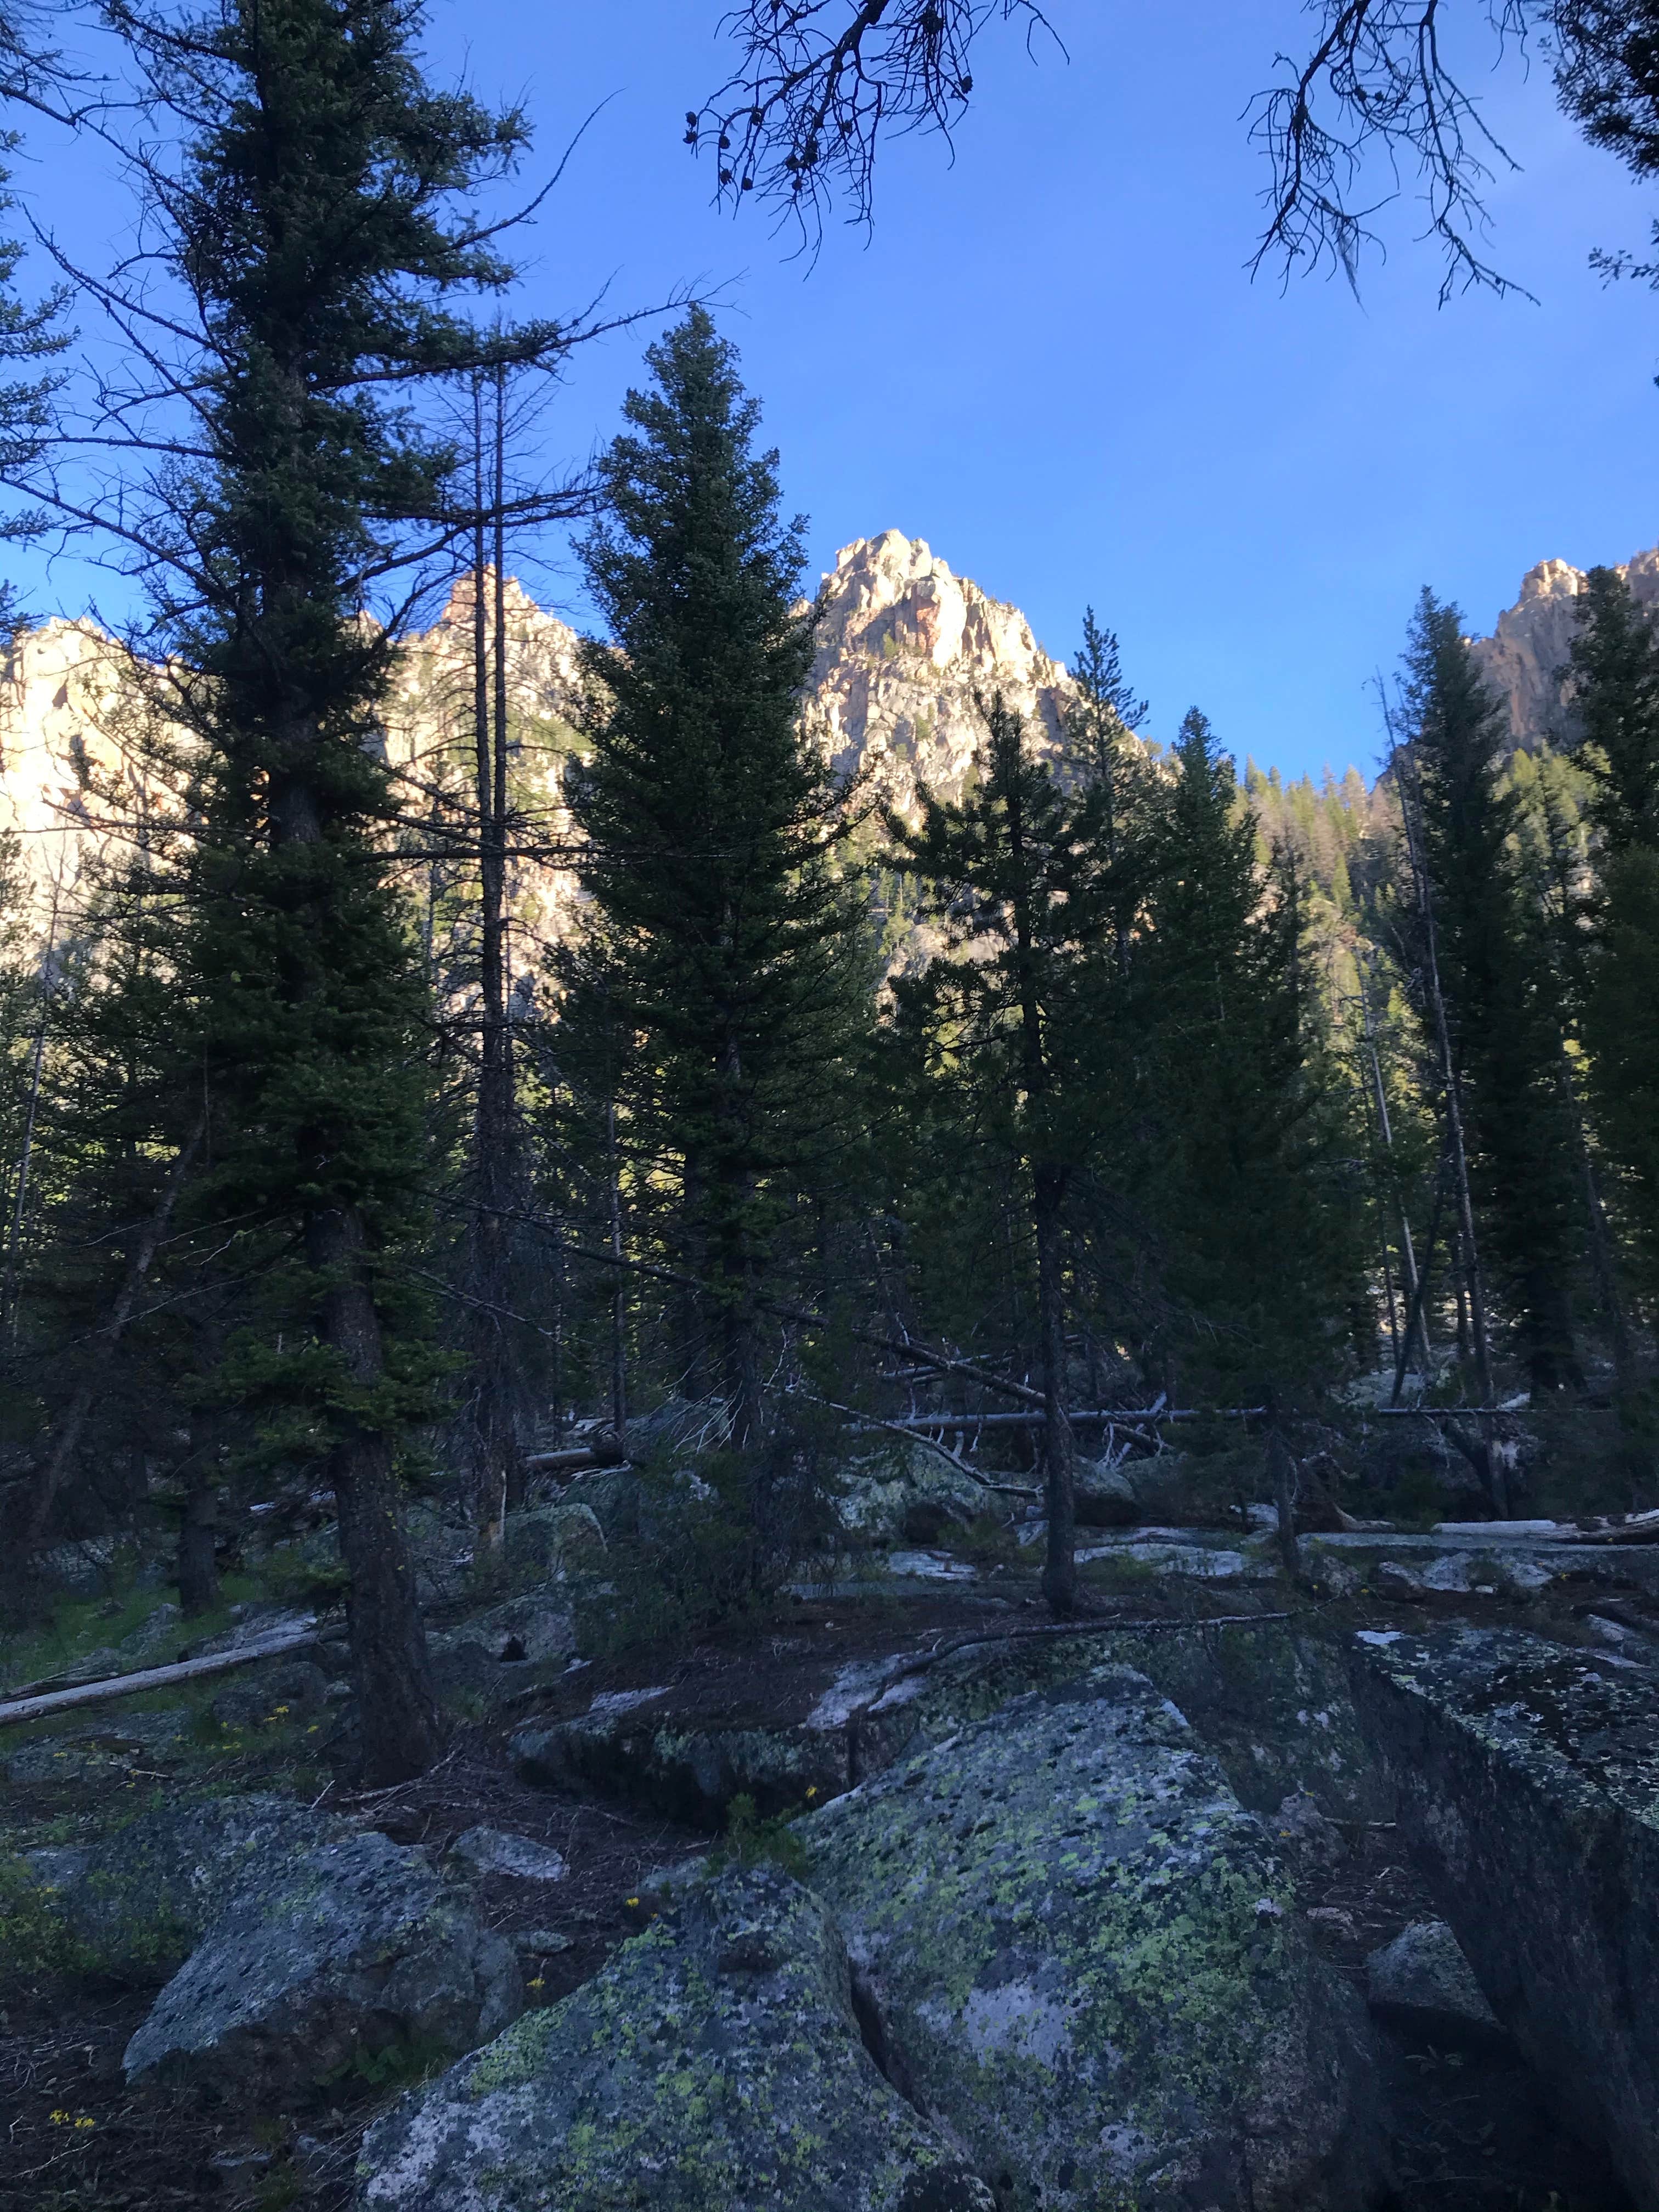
top-left (695, 0), bottom-right (1062, 247)
top-left (1249, 1), bottom-right (1541, 302)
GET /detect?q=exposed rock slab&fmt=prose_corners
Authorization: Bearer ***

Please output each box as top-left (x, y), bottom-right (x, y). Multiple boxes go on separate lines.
top-left (19, 1794), bottom-right (342, 1980)
top-left (448, 1826), bottom-right (567, 1883)
top-left (355, 1864), bottom-right (994, 2212)
top-left (125, 1828), bottom-right (521, 2102)
top-left (511, 1697), bottom-right (849, 1827)
top-left (803, 1662), bottom-right (1386, 2212)
top-left (1351, 1626), bottom-right (1659, 2208)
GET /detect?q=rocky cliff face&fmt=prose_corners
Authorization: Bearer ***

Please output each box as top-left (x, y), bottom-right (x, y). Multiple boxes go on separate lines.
top-left (807, 529), bottom-right (1076, 804)
top-left (1468, 547), bottom-right (1659, 753)
top-left (7, 531), bottom-right (1646, 941)
top-left (0, 532), bottom-right (1081, 935)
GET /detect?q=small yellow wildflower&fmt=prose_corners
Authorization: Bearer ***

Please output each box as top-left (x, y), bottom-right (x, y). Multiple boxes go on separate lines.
top-left (625, 1897), bottom-right (640, 1908)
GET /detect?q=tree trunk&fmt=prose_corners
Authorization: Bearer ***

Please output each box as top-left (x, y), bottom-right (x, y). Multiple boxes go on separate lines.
top-left (465, 376), bottom-right (518, 1547)
top-left (29, 1109), bottom-right (208, 1545)
top-left (606, 1092), bottom-right (627, 1452)
top-left (1395, 742), bottom-right (1501, 1507)
top-left (269, 756), bottom-right (441, 1786)
top-left (176, 1451), bottom-right (221, 1617)
top-left (308, 1201), bottom-right (442, 1786)
top-left (1267, 1422), bottom-right (1300, 1582)
top-left (1034, 1166), bottom-right (1077, 1616)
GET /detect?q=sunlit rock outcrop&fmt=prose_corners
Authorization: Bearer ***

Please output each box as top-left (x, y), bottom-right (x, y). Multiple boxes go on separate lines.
top-left (1468, 546), bottom-right (1659, 754)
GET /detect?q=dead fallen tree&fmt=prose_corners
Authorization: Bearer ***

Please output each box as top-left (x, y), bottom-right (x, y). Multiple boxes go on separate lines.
top-left (0, 1627), bottom-right (321, 1730)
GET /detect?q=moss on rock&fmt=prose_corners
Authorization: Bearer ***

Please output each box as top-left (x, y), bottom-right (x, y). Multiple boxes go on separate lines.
top-left (356, 1864), bottom-right (994, 2212)
top-left (805, 1662), bottom-right (1385, 2212)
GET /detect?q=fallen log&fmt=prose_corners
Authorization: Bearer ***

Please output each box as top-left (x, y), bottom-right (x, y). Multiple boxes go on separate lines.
top-left (885, 1408), bottom-right (1266, 1431)
top-left (0, 1627), bottom-right (321, 1730)
top-left (1431, 1509), bottom-right (1659, 1546)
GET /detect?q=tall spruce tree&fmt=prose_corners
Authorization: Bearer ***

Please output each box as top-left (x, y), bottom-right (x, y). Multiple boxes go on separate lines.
top-left (1401, 592), bottom-right (1585, 1396)
top-left (1065, 608), bottom-right (1151, 978)
top-left (560, 309), bottom-right (864, 1532)
top-left (1568, 565), bottom-right (1659, 1305)
top-left (78, 0), bottom-right (560, 1782)
top-left (1132, 709), bottom-right (1356, 1413)
top-left (885, 692), bottom-right (1115, 1617)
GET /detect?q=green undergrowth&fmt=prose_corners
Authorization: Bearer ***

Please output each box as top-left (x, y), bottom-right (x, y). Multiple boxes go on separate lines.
top-left (0, 1852), bottom-right (98, 1985)
top-left (707, 1791), bottom-right (810, 1879)
top-left (0, 1568), bottom-right (264, 1695)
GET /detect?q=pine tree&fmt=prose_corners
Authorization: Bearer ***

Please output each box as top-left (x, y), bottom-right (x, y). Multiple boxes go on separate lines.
top-left (1401, 591), bottom-right (1585, 1396)
top-left (1132, 710), bottom-right (1356, 1413)
top-left (76, 0), bottom-right (561, 1782)
top-left (560, 309), bottom-right (865, 1537)
top-left (885, 692), bottom-right (1114, 1616)
top-left (1568, 565), bottom-right (1659, 1306)
top-left (1065, 608), bottom-right (1150, 976)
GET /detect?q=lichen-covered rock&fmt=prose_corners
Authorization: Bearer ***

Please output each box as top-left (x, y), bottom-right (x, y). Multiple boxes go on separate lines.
top-left (1364, 1921), bottom-right (1502, 2045)
top-left (125, 1828), bottom-right (521, 2101)
top-left (16, 1794), bottom-right (343, 1981)
top-left (447, 1827), bottom-right (567, 1883)
top-left (803, 1663), bottom-right (1386, 2212)
top-left (501, 1501), bottom-right (605, 1579)
top-left (511, 1702), bottom-right (848, 1827)
top-left (355, 1864), bottom-right (994, 2212)
top-left (429, 1594), bottom-right (577, 1707)
top-left (1118, 1623), bottom-right (1391, 1821)
top-left (1351, 1627), bottom-right (1659, 2208)
top-left (1075, 1459), bottom-right (1140, 1528)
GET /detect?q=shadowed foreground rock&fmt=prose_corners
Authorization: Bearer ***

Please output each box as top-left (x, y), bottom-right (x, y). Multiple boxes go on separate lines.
top-left (1351, 1627), bottom-right (1659, 2210)
top-left (1364, 1920), bottom-right (1504, 2047)
top-left (803, 1662), bottom-right (1385, 2212)
top-left (355, 1864), bottom-right (994, 2212)
top-left (19, 1794), bottom-right (342, 1982)
top-left (124, 1829), bottom-right (521, 2103)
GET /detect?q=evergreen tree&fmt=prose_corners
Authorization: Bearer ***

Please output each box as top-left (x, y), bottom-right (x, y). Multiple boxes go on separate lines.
top-left (80, 0), bottom-right (559, 1781)
top-left (1568, 565), bottom-right (1659, 1304)
top-left (560, 309), bottom-right (865, 1536)
top-left (1065, 608), bottom-right (1151, 975)
top-left (885, 692), bottom-right (1114, 1616)
top-left (1401, 592), bottom-right (1585, 1395)
top-left (1132, 710), bottom-right (1357, 1412)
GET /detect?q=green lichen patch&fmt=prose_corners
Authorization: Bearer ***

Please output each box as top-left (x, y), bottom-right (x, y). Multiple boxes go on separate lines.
top-left (805, 1663), bottom-right (1382, 2212)
top-left (13, 1793), bottom-right (342, 1984)
top-left (357, 1865), bottom-right (993, 2212)
top-left (123, 1828), bottom-right (522, 2103)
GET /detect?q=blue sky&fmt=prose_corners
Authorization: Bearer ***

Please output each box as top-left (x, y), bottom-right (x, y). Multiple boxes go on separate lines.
top-left (9, 1), bottom-right (1659, 781)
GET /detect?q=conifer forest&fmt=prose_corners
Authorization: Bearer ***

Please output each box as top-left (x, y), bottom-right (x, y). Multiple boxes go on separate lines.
top-left (3, 7), bottom-right (1659, 2212)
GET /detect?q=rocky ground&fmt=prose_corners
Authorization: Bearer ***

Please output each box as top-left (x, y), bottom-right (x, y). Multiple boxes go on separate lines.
top-left (2, 1438), bottom-right (1655, 2212)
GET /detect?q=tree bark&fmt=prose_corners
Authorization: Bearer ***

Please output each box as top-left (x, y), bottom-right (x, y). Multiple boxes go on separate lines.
top-left (270, 752), bottom-right (441, 1786)
top-left (307, 1201), bottom-right (441, 1785)
top-left (29, 1108), bottom-right (208, 1545)
top-left (465, 375), bottom-right (518, 1547)
top-left (176, 1401), bottom-right (222, 1617)
top-left (1034, 1167), bottom-right (1077, 1616)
